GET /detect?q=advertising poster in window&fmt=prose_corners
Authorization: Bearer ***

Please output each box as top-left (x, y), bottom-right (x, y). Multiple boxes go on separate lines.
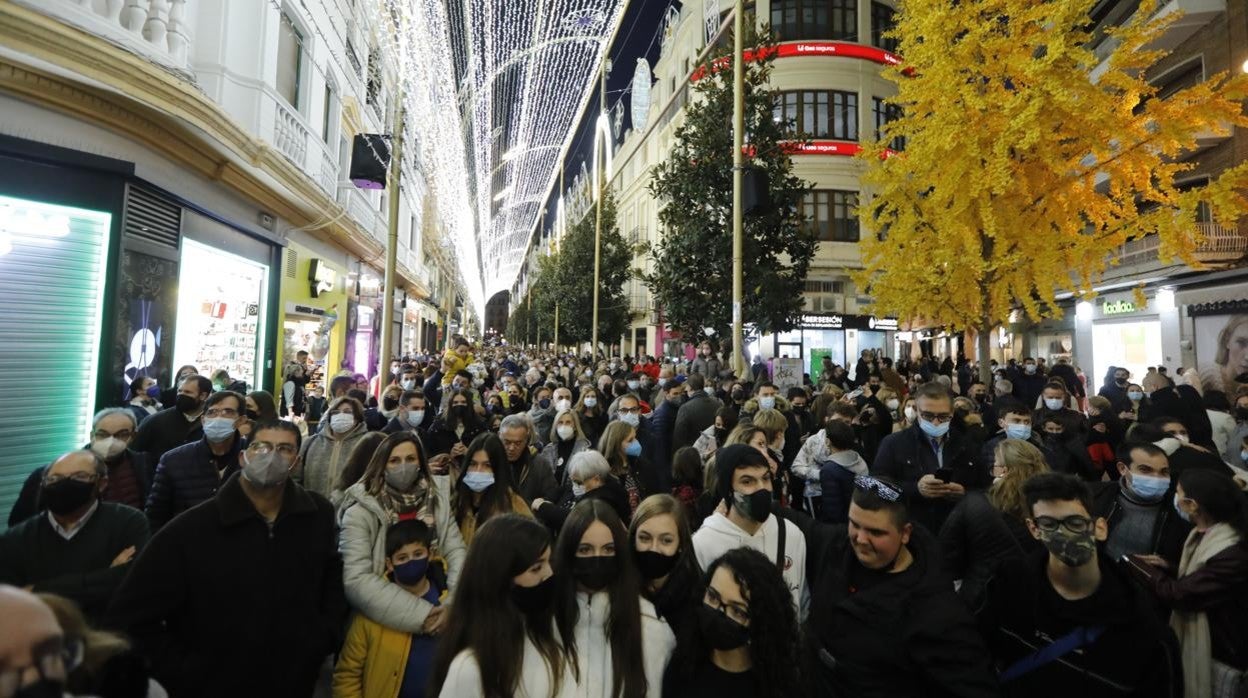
top-left (773, 357), bottom-right (804, 393)
top-left (1193, 314), bottom-right (1248, 396)
top-left (172, 239), bottom-right (268, 391)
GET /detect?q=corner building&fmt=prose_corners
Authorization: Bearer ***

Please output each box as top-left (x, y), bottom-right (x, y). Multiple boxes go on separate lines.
top-left (603, 0), bottom-right (901, 366)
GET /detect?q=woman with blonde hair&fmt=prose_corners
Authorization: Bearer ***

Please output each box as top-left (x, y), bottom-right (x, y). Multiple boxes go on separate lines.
top-left (939, 438), bottom-right (1050, 608)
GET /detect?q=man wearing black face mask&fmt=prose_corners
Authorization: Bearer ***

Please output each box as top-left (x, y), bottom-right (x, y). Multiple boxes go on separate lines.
top-left (132, 374), bottom-right (212, 464)
top-left (0, 450), bottom-right (149, 622)
top-left (982, 473), bottom-right (1181, 695)
top-left (1099, 366), bottom-right (1134, 416)
top-left (692, 445), bottom-right (807, 618)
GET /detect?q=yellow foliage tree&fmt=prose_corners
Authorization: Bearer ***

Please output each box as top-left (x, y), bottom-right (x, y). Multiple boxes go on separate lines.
top-left (856, 0), bottom-right (1248, 379)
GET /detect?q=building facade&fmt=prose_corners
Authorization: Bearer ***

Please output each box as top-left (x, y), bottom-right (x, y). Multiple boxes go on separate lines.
top-left (0, 0), bottom-right (475, 520)
top-left (517, 0), bottom-right (901, 369)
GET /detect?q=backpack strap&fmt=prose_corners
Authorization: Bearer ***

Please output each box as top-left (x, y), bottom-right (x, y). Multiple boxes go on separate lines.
top-left (775, 515), bottom-right (787, 570)
top-left (999, 625), bottom-right (1106, 683)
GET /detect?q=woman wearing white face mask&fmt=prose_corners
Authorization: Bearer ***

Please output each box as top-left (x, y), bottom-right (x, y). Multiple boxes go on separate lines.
top-left (296, 396), bottom-right (369, 504)
top-left (339, 432), bottom-right (468, 636)
top-left (541, 409), bottom-right (592, 487)
top-left (451, 433), bottom-right (532, 545)
top-left (575, 387), bottom-right (609, 447)
top-left (532, 451), bottom-right (631, 535)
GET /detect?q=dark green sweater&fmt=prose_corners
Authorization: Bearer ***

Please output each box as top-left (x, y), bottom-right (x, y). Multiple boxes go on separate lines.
top-left (0, 501), bottom-right (150, 620)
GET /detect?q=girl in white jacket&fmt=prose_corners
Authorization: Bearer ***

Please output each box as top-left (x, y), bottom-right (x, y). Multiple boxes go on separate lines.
top-left (553, 499), bottom-right (676, 698)
top-left (431, 514), bottom-right (566, 698)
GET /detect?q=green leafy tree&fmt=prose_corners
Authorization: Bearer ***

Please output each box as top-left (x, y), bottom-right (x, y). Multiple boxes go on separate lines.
top-left (505, 297), bottom-right (531, 346)
top-left (646, 26), bottom-right (816, 350)
top-left (552, 191), bottom-right (633, 348)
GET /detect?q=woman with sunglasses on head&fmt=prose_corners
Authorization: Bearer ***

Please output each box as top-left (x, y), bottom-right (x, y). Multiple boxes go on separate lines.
top-left (430, 514), bottom-right (565, 698)
top-left (663, 547), bottom-right (802, 698)
top-left (553, 499), bottom-right (675, 698)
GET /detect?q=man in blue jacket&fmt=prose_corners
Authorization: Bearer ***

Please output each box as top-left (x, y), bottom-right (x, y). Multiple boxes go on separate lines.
top-left (870, 382), bottom-right (988, 534)
top-left (144, 391), bottom-right (245, 530)
top-left (647, 377), bottom-right (687, 492)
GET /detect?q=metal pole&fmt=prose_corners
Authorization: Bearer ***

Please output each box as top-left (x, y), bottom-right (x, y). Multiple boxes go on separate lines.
top-left (380, 104), bottom-right (403, 383)
top-left (731, 0), bottom-right (746, 377)
top-left (554, 163), bottom-right (564, 352)
top-left (591, 60), bottom-right (606, 360)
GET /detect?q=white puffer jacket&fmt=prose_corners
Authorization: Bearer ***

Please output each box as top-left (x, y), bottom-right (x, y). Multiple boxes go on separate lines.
top-left (563, 592), bottom-right (675, 698)
top-left (338, 477), bottom-right (466, 632)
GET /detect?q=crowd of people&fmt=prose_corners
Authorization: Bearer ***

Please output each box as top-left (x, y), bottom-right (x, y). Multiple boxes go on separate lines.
top-left (2, 339), bottom-right (1247, 698)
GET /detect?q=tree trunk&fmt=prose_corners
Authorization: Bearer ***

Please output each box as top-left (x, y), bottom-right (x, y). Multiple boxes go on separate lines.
top-left (978, 320), bottom-right (994, 385)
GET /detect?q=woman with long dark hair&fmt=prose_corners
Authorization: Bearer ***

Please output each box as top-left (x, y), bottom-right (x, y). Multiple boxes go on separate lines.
top-left (424, 388), bottom-right (486, 459)
top-left (575, 386), bottom-right (609, 446)
top-left (431, 514), bottom-right (565, 697)
top-left (339, 432), bottom-right (467, 634)
top-left (553, 499), bottom-right (675, 698)
top-left (630, 494), bottom-right (704, 638)
top-left (451, 433), bottom-right (532, 545)
top-left (663, 547), bottom-right (803, 698)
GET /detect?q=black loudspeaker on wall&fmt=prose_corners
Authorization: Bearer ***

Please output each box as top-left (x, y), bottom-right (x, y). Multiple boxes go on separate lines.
top-left (743, 166), bottom-right (770, 213)
top-left (350, 134), bottom-right (391, 190)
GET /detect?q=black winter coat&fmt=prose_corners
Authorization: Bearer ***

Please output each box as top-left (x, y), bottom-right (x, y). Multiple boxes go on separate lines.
top-left (648, 399), bottom-right (680, 491)
top-left (871, 424), bottom-right (989, 534)
top-left (144, 437), bottom-right (242, 531)
top-left (130, 407), bottom-right (204, 465)
top-left (980, 549), bottom-right (1182, 698)
top-left (803, 520), bottom-right (1000, 697)
top-left (107, 473), bottom-right (345, 698)
top-left (938, 491), bottom-right (1030, 613)
top-left (421, 417), bottom-right (486, 457)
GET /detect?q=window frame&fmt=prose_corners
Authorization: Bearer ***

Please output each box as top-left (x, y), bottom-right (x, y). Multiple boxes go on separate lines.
top-left (275, 7), bottom-right (308, 111)
top-left (802, 189), bottom-right (860, 242)
top-left (870, 2), bottom-right (898, 53)
top-left (776, 89), bottom-right (858, 141)
top-left (770, 0), bottom-right (858, 42)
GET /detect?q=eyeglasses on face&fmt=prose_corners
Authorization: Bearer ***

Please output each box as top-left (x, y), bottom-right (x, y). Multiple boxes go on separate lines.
top-left (247, 441), bottom-right (298, 457)
top-left (93, 429), bottom-right (134, 440)
top-left (1031, 515), bottom-right (1092, 534)
top-left (204, 407), bottom-right (239, 419)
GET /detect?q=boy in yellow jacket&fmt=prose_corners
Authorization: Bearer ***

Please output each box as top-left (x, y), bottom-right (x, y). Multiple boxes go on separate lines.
top-left (333, 520), bottom-right (447, 698)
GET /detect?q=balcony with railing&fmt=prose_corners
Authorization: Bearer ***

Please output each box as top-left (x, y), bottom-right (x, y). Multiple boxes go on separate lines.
top-left (23, 0), bottom-right (194, 75)
top-left (1090, 0), bottom-right (1225, 80)
top-left (1107, 222), bottom-right (1247, 278)
top-left (337, 187), bottom-right (386, 245)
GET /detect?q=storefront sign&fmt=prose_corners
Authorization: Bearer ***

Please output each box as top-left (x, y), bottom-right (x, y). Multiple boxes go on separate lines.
top-left (286, 302), bottom-right (332, 317)
top-left (692, 41), bottom-right (905, 82)
top-left (1102, 300), bottom-right (1137, 315)
top-left (800, 313), bottom-right (899, 331)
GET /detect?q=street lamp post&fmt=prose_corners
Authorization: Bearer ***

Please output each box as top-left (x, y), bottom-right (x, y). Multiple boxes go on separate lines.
top-left (730, 0), bottom-right (746, 377)
top-left (591, 59), bottom-right (607, 359)
top-left (380, 103), bottom-right (403, 383)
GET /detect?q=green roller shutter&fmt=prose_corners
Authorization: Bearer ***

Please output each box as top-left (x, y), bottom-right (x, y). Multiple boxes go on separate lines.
top-left (0, 194), bottom-right (111, 529)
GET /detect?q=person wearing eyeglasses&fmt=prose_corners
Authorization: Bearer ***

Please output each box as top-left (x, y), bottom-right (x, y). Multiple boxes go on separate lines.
top-left (8, 408), bottom-right (154, 528)
top-left (801, 473), bottom-right (998, 697)
top-left (871, 382), bottom-right (989, 535)
top-left (107, 420), bottom-right (346, 698)
top-left (663, 547), bottom-right (802, 698)
top-left (0, 585), bottom-right (81, 698)
top-left (980, 472), bottom-right (1181, 695)
top-left (0, 449), bottom-right (150, 623)
top-left (142, 390), bottom-right (248, 532)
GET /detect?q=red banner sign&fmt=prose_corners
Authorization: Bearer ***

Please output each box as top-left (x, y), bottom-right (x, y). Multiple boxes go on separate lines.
top-left (692, 41), bottom-right (905, 81)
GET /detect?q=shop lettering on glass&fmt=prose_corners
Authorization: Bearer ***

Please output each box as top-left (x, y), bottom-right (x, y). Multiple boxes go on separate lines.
top-left (1102, 300), bottom-right (1137, 315)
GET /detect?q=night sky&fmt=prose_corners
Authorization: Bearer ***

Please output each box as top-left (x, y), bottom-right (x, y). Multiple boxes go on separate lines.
top-left (533, 0), bottom-right (677, 248)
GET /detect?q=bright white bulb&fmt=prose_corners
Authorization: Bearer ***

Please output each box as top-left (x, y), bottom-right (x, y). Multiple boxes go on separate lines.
top-left (1076, 301), bottom-right (1094, 320)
